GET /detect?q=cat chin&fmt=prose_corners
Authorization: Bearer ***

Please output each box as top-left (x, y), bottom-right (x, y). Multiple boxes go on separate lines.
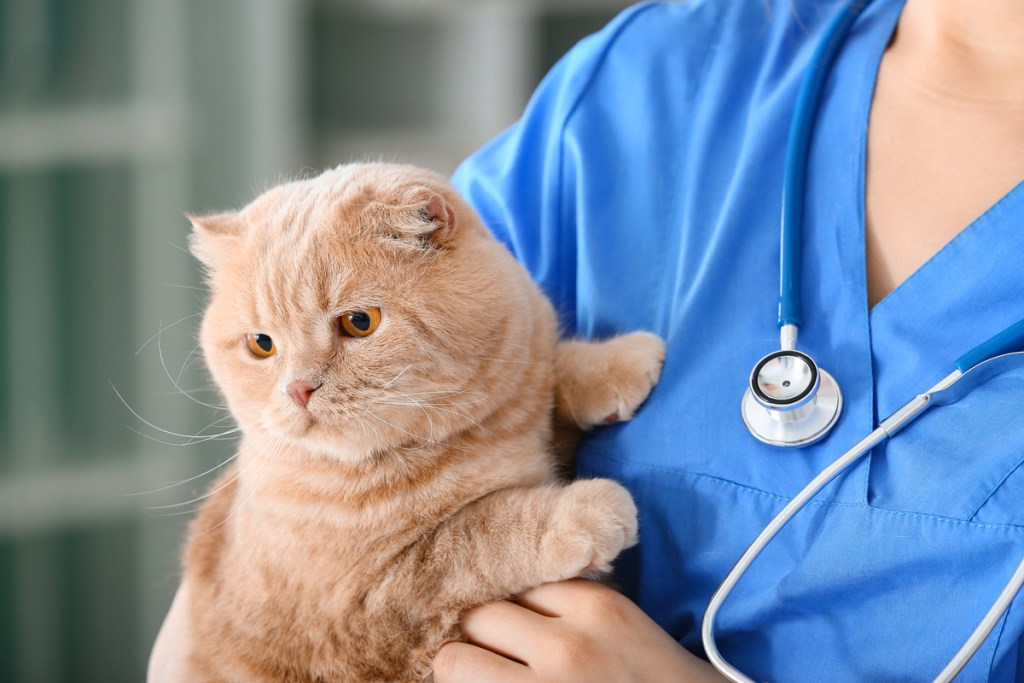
top-left (309, 444), bottom-right (375, 465)
top-left (265, 412), bottom-right (418, 464)
top-left (269, 427), bottom-right (379, 465)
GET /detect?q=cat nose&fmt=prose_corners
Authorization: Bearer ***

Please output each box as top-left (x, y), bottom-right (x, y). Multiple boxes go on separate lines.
top-left (287, 381), bottom-right (321, 409)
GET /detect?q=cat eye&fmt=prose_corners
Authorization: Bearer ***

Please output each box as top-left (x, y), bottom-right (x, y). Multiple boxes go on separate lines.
top-left (245, 333), bottom-right (276, 358)
top-left (339, 307), bottom-right (382, 338)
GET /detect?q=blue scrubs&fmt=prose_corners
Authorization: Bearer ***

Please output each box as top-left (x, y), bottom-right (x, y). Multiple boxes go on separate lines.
top-left (451, 0), bottom-right (1024, 680)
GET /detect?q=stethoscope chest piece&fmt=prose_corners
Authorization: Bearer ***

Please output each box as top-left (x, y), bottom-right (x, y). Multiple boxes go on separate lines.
top-left (741, 349), bottom-right (843, 447)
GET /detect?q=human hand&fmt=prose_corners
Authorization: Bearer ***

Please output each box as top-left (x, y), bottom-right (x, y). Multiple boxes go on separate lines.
top-left (147, 581), bottom-right (198, 683)
top-left (432, 579), bottom-right (727, 682)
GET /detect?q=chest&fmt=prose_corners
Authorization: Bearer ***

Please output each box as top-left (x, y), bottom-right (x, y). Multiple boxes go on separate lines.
top-left (559, 2), bottom-right (1024, 679)
top-left (864, 55), bottom-right (1024, 307)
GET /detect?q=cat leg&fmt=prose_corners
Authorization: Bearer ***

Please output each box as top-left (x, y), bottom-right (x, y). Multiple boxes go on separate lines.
top-left (555, 331), bottom-right (666, 429)
top-left (379, 480), bottom-right (638, 681)
top-left (551, 332), bottom-right (665, 463)
top-left (389, 479), bottom-right (638, 615)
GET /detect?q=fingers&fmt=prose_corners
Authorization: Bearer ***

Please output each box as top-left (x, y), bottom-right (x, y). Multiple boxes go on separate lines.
top-left (460, 599), bottom-right (552, 662)
top-left (432, 599), bottom-right (551, 682)
top-left (515, 578), bottom-right (615, 617)
top-left (433, 642), bottom-right (534, 683)
top-left (435, 583), bottom-right (623, 683)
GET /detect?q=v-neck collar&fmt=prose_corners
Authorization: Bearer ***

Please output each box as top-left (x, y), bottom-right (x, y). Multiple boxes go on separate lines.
top-left (869, 181), bottom-right (1024, 316)
top-left (869, 180), bottom-right (1024, 322)
top-left (841, 1), bottom-right (1024, 418)
top-left (816, 0), bottom-right (1024, 502)
top-left (868, 183), bottom-right (1024, 416)
top-left (788, 0), bottom-right (905, 504)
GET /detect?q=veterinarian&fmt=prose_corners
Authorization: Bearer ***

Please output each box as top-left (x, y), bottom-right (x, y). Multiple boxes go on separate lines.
top-left (150, 0), bottom-right (1024, 680)
top-left (432, 0), bottom-right (1024, 681)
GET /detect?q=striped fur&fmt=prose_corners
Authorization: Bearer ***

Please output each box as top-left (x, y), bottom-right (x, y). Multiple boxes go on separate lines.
top-left (182, 164), bottom-right (663, 682)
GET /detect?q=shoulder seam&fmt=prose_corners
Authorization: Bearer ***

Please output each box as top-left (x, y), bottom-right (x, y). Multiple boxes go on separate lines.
top-left (552, 2), bottom-right (671, 330)
top-left (689, 0), bottom-right (731, 126)
top-left (559, 2), bottom-right (665, 131)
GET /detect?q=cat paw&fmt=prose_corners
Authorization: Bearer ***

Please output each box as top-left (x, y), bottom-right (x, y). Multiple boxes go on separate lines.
top-left (556, 332), bottom-right (666, 429)
top-left (541, 479), bottom-right (639, 581)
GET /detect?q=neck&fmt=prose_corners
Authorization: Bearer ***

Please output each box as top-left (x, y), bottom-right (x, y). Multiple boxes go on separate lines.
top-left (893, 0), bottom-right (1024, 103)
top-left (235, 431), bottom-right (448, 506)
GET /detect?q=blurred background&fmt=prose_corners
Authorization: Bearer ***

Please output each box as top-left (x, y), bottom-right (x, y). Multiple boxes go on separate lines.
top-left (0, 0), bottom-right (633, 680)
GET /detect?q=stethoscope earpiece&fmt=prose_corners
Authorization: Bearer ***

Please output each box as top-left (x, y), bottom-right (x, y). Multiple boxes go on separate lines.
top-left (741, 348), bottom-right (843, 447)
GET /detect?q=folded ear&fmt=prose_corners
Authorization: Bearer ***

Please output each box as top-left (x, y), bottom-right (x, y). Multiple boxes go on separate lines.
top-left (187, 211), bottom-right (245, 270)
top-left (417, 193), bottom-right (457, 244)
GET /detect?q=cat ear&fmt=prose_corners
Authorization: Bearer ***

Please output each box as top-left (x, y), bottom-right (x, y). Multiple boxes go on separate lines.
top-left (413, 193), bottom-right (457, 245)
top-left (188, 211), bottom-right (245, 269)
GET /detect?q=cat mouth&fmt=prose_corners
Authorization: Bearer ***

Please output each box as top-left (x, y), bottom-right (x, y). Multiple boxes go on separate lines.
top-left (276, 407), bottom-right (363, 441)
top-left (268, 408), bottom-right (318, 437)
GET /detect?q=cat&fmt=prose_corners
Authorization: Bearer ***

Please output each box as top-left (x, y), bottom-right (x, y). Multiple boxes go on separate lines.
top-left (181, 162), bottom-right (665, 682)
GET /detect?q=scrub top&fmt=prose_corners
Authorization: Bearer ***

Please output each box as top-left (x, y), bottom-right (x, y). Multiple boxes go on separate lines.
top-left (451, 0), bottom-right (1024, 680)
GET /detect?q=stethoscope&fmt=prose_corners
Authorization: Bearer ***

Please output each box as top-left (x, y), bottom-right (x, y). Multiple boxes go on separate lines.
top-left (739, 0), bottom-right (861, 449)
top-left (707, 1), bottom-right (1024, 680)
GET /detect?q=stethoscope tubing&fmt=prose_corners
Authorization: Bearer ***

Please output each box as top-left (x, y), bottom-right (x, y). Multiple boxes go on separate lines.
top-left (701, 425), bottom-right (891, 683)
top-left (779, 0), bottom-right (871, 328)
top-left (704, 374), bottom-right (943, 683)
top-left (717, 0), bottom-right (1024, 675)
top-left (936, 553), bottom-right (1024, 682)
top-left (708, 351), bottom-right (1024, 682)
top-left (748, 0), bottom-right (871, 447)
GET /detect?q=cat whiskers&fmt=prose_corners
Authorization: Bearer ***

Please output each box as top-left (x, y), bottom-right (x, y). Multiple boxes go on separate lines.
top-left (129, 448), bottom-right (242, 499)
top-left (192, 434), bottom-right (286, 536)
top-left (384, 387), bottom-right (487, 404)
top-left (111, 382), bottom-right (242, 446)
top-left (476, 354), bottom-right (538, 365)
top-left (162, 282), bottom-right (206, 292)
top-left (152, 385), bottom-right (221, 398)
top-left (359, 369), bottom-right (486, 452)
top-left (134, 312), bottom-right (202, 357)
top-left (363, 413), bottom-right (397, 461)
top-left (371, 388), bottom-right (488, 431)
top-left (363, 409), bottom-right (450, 452)
top-left (157, 334), bottom-right (229, 412)
top-left (379, 364), bottom-right (413, 389)
top-left (144, 430), bottom-right (273, 513)
top-left (372, 397), bottom-right (484, 434)
top-left (129, 416), bottom-right (240, 447)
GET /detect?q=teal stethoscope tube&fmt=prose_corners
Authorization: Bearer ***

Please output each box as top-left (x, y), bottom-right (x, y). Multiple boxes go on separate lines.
top-left (744, 1), bottom-right (874, 449)
top-left (779, 0), bottom-right (871, 328)
top-left (956, 317), bottom-right (1024, 372)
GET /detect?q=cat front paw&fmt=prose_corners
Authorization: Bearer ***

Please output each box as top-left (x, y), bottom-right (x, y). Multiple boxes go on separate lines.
top-left (541, 479), bottom-right (639, 581)
top-left (556, 331), bottom-right (666, 429)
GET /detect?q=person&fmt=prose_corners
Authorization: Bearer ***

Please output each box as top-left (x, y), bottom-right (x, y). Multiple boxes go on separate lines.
top-left (432, 0), bottom-right (1024, 680)
top-left (151, 0), bottom-right (1024, 680)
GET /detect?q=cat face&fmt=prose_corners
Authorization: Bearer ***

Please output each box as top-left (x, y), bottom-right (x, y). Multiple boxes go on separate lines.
top-left (191, 164), bottom-right (546, 463)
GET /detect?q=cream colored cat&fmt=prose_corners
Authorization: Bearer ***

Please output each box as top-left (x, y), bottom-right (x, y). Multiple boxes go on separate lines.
top-left (182, 163), bottom-right (665, 682)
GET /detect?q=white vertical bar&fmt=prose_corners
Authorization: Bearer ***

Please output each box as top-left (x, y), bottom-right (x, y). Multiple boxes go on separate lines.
top-left (244, 0), bottom-right (306, 182)
top-left (6, 175), bottom-right (59, 467)
top-left (129, 0), bottom-right (196, 653)
top-left (5, 3), bottom-right (60, 681)
top-left (438, 0), bottom-right (536, 149)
